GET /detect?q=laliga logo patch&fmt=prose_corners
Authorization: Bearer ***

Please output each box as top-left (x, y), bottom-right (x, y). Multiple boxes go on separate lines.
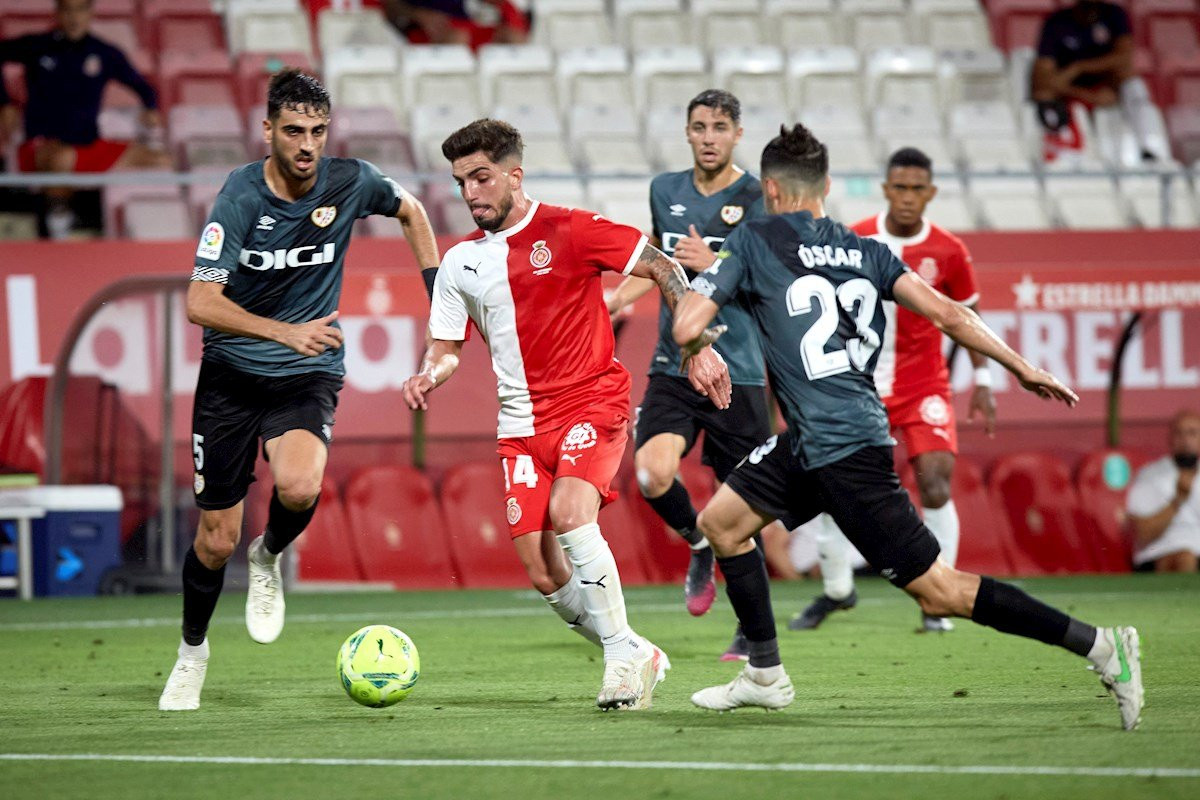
top-left (917, 256), bottom-right (939, 283)
top-left (311, 206), bottom-right (338, 228)
top-left (530, 240), bottom-right (553, 274)
top-left (919, 395), bottom-right (951, 427)
top-left (193, 473), bottom-right (205, 495)
top-left (196, 222), bottom-right (224, 261)
top-left (506, 497), bottom-right (522, 526)
top-left (720, 205), bottom-right (744, 225)
top-left (562, 422), bottom-right (598, 452)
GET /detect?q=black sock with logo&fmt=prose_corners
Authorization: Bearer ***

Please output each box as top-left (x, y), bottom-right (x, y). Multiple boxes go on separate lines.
top-left (971, 576), bottom-right (1096, 656)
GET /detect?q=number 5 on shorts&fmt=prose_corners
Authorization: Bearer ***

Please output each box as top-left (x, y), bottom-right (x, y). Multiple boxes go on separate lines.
top-left (502, 455), bottom-right (539, 490)
top-left (192, 434), bottom-right (205, 470)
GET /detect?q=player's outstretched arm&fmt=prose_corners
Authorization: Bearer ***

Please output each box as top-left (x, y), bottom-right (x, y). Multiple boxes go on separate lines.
top-left (186, 280), bottom-right (344, 357)
top-left (893, 272), bottom-right (1078, 407)
top-left (402, 338), bottom-right (463, 411)
top-left (394, 188), bottom-right (441, 296)
top-left (963, 304), bottom-right (998, 436)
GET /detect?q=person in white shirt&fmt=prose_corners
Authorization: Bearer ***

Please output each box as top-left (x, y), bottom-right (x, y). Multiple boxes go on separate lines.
top-left (1127, 409), bottom-right (1200, 572)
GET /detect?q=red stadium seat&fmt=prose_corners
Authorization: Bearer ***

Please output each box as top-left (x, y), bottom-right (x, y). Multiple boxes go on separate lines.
top-left (438, 461), bottom-right (529, 589)
top-left (1160, 51), bottom-right (1200, 105)
top-left (344, 465), bottom-right (459, 590)
top-left (235, 52), bottom-right (315, 113)
top-left (1167, 104), bottom-right (1200, 162)
top-left (143, 0), bottom-right (227, 55)
top-left (1145, 16), bottom-right (1200, 57)
top-left (292, 477), bottom-right (367, 583)
top-left (988, 452), bottom-right (1098, 574)
top-left (1075, 449), bottom-right (1152, 572)
top-left (899, 456), bottom-right (1017, 576)
top-left (984, 0), bottom-right (1056, 51)
top-left (159, 50), bottom-right (237, 110)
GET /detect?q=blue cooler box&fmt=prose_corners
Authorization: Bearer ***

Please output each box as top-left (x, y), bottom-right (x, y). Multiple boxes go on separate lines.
top-left (23, 486), bottom-right (123, 597)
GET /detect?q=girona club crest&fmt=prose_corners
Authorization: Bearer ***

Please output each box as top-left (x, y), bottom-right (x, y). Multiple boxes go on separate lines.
top-left (919, 395), bottom-right (951, 427)
top-left (530, 239), bottom-right (553, 274)
top-left (506, 497), bottom-right (523, 526)
top-left (562, 422), bottom-right (598, 451)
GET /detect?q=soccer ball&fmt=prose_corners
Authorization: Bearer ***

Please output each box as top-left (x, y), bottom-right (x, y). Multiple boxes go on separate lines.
top-left (336, 625), bottom-right (420, 708)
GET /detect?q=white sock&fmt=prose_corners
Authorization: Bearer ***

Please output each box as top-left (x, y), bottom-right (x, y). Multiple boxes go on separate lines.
top-left (745, 664), bottom-right (783, 685)
top-left (179, 638), bottom-right (209, 660)
top-left (556, 523), bottom-right (635, 660)
top-left (1087, 627), bottom-right (1114, 668)
top-left (542, 572), bottom-right (602, 647)
top-left (923, 500), bottom-right (960, 569)
top-left (1119, 77), bottom-right (1161, 155)
top-left (251, 534), bottom-right (278, 565)
top-left (817, 514), bottom-right (855, 601)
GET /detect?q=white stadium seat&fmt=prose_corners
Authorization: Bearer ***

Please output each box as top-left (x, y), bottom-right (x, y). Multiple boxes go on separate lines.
top-left (842, 0), bottom-right (911, 50)
top-left (765, 0), bottom-right (844, 48)
top-left (865, 46), bottom-right (942, 111)
top-left (970, 175), bottom-right (1053, 231)
top-left (557, 46), bottom-right (634, 109)
top-left (950, 99), bottom-right (1029, 170)
top-left (492, 104), bottom-right (574, 173)
top-left (712, 46), bottom-right (787, 110)
top-left (787, 47), bottom-right (863, 111)
top-left (523, 177), bottom-right (588, 208)
top-left (331, 107), bottom-right (413, 170)
top-left (1043, 176), bottom-right (1134, 229)
top-left (912, 0), bottom-right (993, 52)
top-left (410, 103), bottom-right (483, 170)
top-left (532, 0), bottom-right (614, 50)
top-left (477, 44), bottom-right (558, 110)
top-left (124, 197), bottom-right (193, 240)
top-left (324, 45), bottom-right (404, 117)
top-left (316, 7), bottom-right (400, 56)
top-left (226, 2), bottom-right (312, 57)
top-left (403, 45), bottom-right (479, 109)
top-left (643, 104), bottom-right (696, 171)
top-left (569, 104), bottom-right (652, 175)
top-left (691, 0), bottom-right (766, 50)
top-left (632, 46), bottom-right (710, 114)
top-left (168, 104), bottom-right (247, 169)
top-left (614, 0), bottom-right (691, 49)
top-left (1119, 172), bottom-right (1200, 228)
top-left (939, 48), bottom-right (1011, 106)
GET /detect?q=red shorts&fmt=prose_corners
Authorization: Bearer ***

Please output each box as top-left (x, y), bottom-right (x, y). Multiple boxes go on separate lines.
top-left (18, 138), bottom-right (130, 173)
top-left (885, 389), bottom-right (958, 459)
top-left (496, 406), bottom-right (629, 538)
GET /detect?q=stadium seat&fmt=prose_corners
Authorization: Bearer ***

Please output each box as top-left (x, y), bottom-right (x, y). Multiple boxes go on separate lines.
top-left (144, 0), bottom-right (226, 55)
top-left (343, 465), bottom-right (459, 590)
top-left (970, 174), bottom-right (1054, 230)
top-left (403, 45), bottom-right (479, 109)
top-left (614, 0), bottom-right (691, 49)
top-left (842, 0), bottom-right (912, 50)
top-left (1075, 449), bottom-right (1153, 573)
top-left (493, 103), bottom-right (575, 173)
top-left (986, 0), bottom-right (1057, 51)
top-left (1119, 170), bottom-right (1200, 227)
top-left (522, 176), bottom-right (588, 208)
top-left (951, 100), bottom-right (1031, 171)
top-left (324, 45), bottom-right (404, 117)
top-left (691, 0), bottom-right (766, 50)
top-left (292, 477), bottom-right (367, 584)
top-left (227, 6), bottom-right (313, 58)
top-left (186, 172), bottom-right (224, 228)
top-left (315, 6), bottom-right (399, 56)
top-left (1143, 11), bottom-right (1200, 57)
top-left (632, 46), bottom-right (709, 114)
top-left (532, 0), bottom-right (614, 50)
top-left (924, 179), bottom-right (980, 231)
top-left (1160, 51), bottom-right (1200, 107)
top-left (899, 456), bottom-right (1016, 575)
top-left (569, 104), bottom-right (652, 175)
top-left (168, 104), bottom-right (247, 169)
top-left (595, 196), bottom-right (653, 232)
top-left (410, 102), bottom-right (482, 169)
top-left (557, 45), bottom-right (634, 109)
top-left (912, 0), bottom-right (993, 52)
top-left (426, 183), bottom-right (480, 237)
top-left (438, 461), bottom-right (530, 589)
top-left (330, 107), bottom-right (413, 170)
top-left (587, 176), bottom-right (652, 211)
top-left (940, 48), bottom-right (1011, 105)
top-left (865, 46), bottom-right (943, 111)
top-left (872, 105), bottom-right (955, 166)
top-left (235, 51), bottom-right (314, 113)
top-left (101, 183), bottom-right (184, 239)
top-left (477, 44), bottom-right (557, 110)
top-left (786, 47), bottom-right (863, 111)
top-left (643, 104), bottom-right (696, 170)
top-left (739, 104), bottom-right (794, 171)
top-left (159, 50), bottom-right (238, 111)
top-left (624, 457), bottom-right (717, 583)
top-left (1044, 175), bottom-right (1135, 229)
top-left (1167, 105), bottom-right (1200, 163)
top-left (765, 0), bottom-right (844, 48)
top-left (122, 196), bottom-right (192, 240)
top-left (988, 452), bottom-right (1099, 574)
top-left (712, 46), bottom-right (787, 110)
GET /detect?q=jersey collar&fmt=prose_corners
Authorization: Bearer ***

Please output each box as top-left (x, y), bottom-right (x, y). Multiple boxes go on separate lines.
top-left (872, 211), bottom-right (930, 249)
top-left (483, 198), bottom-right (540, 241)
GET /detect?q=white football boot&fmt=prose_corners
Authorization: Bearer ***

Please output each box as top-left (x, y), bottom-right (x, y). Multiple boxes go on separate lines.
top-left (158, 639), bottom-right (209, 711)
top-left (597, 639), bottom-right (670, 711)
top-left (1092, 626), bottom-right (1144, 731)
top-left (245, 535), bottom-right (285, 644)
top-left (691, 666), bottom-right (795, 712)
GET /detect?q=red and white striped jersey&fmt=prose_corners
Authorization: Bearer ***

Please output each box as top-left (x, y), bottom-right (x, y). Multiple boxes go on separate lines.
top-left (851, 213), bottom-right (979, 402)
top-left (429, 201), bottom-right (648, 437)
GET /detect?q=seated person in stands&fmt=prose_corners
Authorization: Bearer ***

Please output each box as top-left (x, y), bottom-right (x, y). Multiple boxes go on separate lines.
top-left (1127, 409), bottom-right (1200, 573)
top-left (1030, 0), bottom-right (1161, 162)
top-left (382, 0), bottom-right (529, 49)
top-left (0, 0), bottom-right (171, 237)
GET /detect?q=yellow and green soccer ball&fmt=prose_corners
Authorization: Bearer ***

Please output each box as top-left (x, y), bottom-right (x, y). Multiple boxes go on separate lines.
top-left (336, 625), bottom-right (420, 708)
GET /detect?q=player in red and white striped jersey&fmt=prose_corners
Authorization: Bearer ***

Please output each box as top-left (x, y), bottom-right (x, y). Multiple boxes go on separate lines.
top-left (402, 119), bottom-right (731, 710)
top-left (791, 148), bottom-right (998, 634)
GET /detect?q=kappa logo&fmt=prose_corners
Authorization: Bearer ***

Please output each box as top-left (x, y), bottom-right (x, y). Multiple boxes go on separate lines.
top-left (530, 239), bottom-right (553, 274)
top-left (720, 204), bottom-right (744, 225)
top-left (506, 497), bottom-right (522, 526)
top-left (919, 395), bottom-right (951, 427)
top-left (669, 203), bottom-right (687, 217)
top-left (196, 222), bottom-right (225, 261)
top-left (562, 422), bottom-right (597, 452)
top-left (256, 215), bottom-right (276, 231)
top-left (311, 206), bottom-right (337, 228)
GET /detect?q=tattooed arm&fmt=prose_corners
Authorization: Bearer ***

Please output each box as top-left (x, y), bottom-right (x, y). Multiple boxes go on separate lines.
top-left (627, 241), bottom-right (732, 409)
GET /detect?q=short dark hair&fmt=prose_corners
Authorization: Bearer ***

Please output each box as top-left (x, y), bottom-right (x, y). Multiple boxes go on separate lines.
top-left (267, 69), bottom-right (330, 120)
top-left (687, 89), bottom-right (741, 125)
top-left (886, 147), bottom-right (933, 177)
top-left (441, 118), bottom-right (524, 164)
top-left (760, 123), bottom-right (829, 195)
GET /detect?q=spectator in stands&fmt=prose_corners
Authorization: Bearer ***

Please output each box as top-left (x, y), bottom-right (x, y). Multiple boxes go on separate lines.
top-left (1030, 0), bottom-right (1162, 162)
top-left (0, 0), bottom-right (171, 238)
top-left (1127, 410), bottom-right (1200, 573)
top-left (381, 0), bottom-right (529, 49)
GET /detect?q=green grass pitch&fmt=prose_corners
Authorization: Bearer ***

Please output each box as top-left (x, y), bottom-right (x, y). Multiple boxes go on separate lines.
top-left (1, 574), bottom-right (1198, 799)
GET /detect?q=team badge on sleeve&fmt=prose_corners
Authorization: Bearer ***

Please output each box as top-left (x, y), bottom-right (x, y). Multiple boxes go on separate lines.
top-left (720, 205), bottom-right (744, 225)
top-left (196, 222), bottom-right (224, 261)
top-left (530, 239), bottom-right (553, 274)
top-left (311, 206), bottom-right (338, 228)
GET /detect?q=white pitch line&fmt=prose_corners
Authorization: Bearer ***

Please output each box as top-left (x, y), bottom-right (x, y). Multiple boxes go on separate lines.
top-left (0, 753), bottom-right (1197, 779)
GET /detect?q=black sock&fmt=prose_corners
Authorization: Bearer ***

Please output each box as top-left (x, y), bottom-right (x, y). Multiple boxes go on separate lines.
top-left (717, 549), bottom-right (779, 667)
top-left (971, 576), bottom-right (1097, 656)
top-left (644, 479), bottom-right (702, 545)
top-left (262, 489), bottom-right (319, 555)
top-left (182, 546), bottom-right (225, 646)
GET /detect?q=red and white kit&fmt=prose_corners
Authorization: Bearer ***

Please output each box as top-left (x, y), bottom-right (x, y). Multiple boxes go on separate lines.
top-left (851, 213), bottom-right (979, 458)
top-left (428, 201), bottom-right (648, 536)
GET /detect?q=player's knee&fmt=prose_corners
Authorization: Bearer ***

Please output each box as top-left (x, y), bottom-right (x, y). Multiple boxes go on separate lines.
top-left (696, 509), bottom-right (732, 553)
top-left (549, 508), bottom-right (591, 533)
top-left (194, 521), bottom-right (236, 567)
top-left (918, 477), bottom-right (952, 509)
top-left (635, 465), bottom-right (675, 498)
top-left (526, 569), bottom-right (560, 595)
top-left (275, 477), bottom-right (320, 511)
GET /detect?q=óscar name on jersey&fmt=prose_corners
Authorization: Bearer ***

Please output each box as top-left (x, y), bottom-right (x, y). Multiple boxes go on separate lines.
top-left (239, 242), bottom-right (337, 271)
top-left (797, 244), bottom-right (863, 270)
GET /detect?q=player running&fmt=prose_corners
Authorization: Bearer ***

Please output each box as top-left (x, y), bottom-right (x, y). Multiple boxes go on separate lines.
top-left (673, 123), bottom-right (1143, 730)
top-left (159, 70), bottom-right (440, 711)
top-left (606, 90), bottom-right (787, 660)
top-left (791, 147), bottom-right (997, 634)
top-left (402, 119), bottom-right (730, 711)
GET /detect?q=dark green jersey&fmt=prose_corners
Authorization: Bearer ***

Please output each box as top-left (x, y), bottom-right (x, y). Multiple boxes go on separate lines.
top-left (648, 169), bottom-right (766, 385)
top-left (190, 157), bottom-right (403, 376)
top-left (693, 211), bottom-right (911, 469)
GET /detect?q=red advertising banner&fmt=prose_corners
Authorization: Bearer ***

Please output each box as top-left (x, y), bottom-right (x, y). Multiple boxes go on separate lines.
top-left (1, 231), bottom-right (1198, 452)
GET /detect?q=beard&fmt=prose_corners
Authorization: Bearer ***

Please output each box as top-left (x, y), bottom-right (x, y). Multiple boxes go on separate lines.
top-left (474, 194), bottom-right (513, 232)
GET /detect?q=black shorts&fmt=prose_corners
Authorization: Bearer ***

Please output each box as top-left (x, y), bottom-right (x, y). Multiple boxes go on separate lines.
top-left (190, 359), bottom-right (342, 511)
top-left (724, 431), bottom-right (941, 588)
top-left (634, 374), bottom-right (771, 483)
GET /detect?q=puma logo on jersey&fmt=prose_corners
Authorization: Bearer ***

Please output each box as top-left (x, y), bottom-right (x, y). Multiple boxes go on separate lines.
top-left (561, 453), bottom-right (580, 465)
top-left (463, 263), bottom-right (479, 275)
top-left (239, 242), bottom-right (336, 270)
top-left (797, 244), bottom-right (863, 269)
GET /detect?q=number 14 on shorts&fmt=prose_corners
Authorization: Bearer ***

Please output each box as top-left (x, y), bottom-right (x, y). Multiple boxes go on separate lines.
top-left (502, 455), bottom-right (539, 489)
